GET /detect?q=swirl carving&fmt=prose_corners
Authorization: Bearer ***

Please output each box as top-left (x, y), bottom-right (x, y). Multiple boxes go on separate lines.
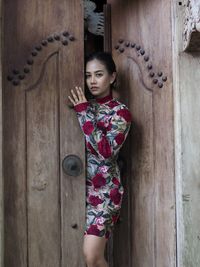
top-left (114, 39), bottom-right (168, 91)
top-left (7, 30), bottom-right (75, 87)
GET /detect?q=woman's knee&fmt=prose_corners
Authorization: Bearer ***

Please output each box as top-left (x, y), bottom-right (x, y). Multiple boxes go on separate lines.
top-left (83, 234), bottom-right (107, 266)
top-left (83, 243), bottom-right (103, 266)
top-left (84, 252), bottom-right (102, 266)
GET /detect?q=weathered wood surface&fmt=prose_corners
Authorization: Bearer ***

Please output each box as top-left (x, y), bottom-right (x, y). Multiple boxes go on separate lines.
top-left (26, 53), bottom-right (61, 266)
top-left (108, 0), bottom-right (176, 266)
top-left (3, 1), bottom-right (85, 266)
top-left (183, 0), bottom-right (200, 51)
top-left (173, 1), bottom-right (200, 267)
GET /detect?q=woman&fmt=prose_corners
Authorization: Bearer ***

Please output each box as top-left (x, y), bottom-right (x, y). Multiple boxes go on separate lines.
top-left (68, 52), bottom-right (132, 267)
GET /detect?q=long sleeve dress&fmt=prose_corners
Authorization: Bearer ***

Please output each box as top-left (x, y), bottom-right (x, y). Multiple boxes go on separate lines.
top-left (74, 92), bottom-right (132, 240)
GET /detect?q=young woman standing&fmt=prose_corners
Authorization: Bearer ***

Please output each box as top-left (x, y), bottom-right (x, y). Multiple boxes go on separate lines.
top-left (68, 52), bottom-right (132, 267)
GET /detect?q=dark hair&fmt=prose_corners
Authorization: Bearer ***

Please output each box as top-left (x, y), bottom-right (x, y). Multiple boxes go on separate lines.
top-left (85, 51), bottom-right (116, 98)
top-left (85, 51), bottom-right (116, 74)
top-left (85, 51), bottom-right (117, 89)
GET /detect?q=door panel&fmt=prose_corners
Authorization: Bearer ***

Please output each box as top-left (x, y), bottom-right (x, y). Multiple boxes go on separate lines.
top-left (3, 1), bottom-right (85, 266)
top-left (108, 1), bottom-right (176, 266)
top-left (27, 54), bottom-right (60, 266)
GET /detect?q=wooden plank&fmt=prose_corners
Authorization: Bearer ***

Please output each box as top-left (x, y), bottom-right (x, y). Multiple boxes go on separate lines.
top-left (26, 54), bottom-right (60, 266)
top-left (3, 66), bottom-right (27, 266)
top-left (3, 1), bottom-right (28, 262)
top-left (3, 0), bottom-right (85, 266)
top-left (114, 55), bottom-right (155, 267)
top-left (59, 1), bottom-right (85, 266)
top-left (172, 2), bottom-right (200, 267)
top-left (171, 4), bottom-right (183, 266)
top-left (108, 0), bottom-right (176, 266)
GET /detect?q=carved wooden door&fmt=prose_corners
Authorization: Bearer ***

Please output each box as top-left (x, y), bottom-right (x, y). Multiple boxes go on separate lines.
top-left (106, 1), bottom-right (176, 267)
top-left (3, 1), bottom-right (176, 267)
top-left (3, 1), bottom-right (85, 266)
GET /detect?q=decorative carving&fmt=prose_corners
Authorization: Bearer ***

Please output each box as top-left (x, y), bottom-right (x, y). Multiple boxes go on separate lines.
top-left (25, 51), bottom-right (58, 92)
top-left (127, 56), bottom-right (153, 92)
top-left (183, 0), bottom-right (200, 51)
top-left (7, 30), bottom-right (75, 86)
top-left (119, 47), bottom-right (124, 53)
top-left (114, 39), bottom-right (168, 90)
top-left (84, 0), bottom-right (104, 36)
top-left (140, 49), bottom-right (145, 55)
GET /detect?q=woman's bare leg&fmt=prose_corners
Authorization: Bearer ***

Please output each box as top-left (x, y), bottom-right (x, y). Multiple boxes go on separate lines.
top-left (83, 234), bottom-right (109, 267)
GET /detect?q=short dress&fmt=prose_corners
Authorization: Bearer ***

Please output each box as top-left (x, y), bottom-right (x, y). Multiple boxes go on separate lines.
top-left (74, 92), bottom-right (132, 240)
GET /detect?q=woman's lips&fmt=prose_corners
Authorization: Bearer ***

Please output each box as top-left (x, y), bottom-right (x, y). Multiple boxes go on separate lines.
top-left (91, 87), bottom-right (98, 90)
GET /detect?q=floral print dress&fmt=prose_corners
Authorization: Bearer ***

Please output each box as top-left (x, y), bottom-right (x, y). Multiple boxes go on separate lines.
top-left (74, 92), bottom-right (132, 240)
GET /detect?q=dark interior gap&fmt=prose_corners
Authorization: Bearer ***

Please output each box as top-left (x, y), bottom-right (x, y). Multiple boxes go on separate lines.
top-left (84, 0), bottom-right (107, 56)
top-left (84, 0), bottom-right (107, 100)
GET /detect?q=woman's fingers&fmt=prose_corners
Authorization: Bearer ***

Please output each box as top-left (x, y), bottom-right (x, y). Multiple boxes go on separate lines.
top-left (78, 86), bottom-right (83, 93)
top-left (67, 86), bottom-right (87, 107)
top-left (75, 86), bottom-right (83, 101)
top-left (77, 87), bottom-right (87, 102)
top-left (71, 89), bottom-right (79, 102)
top-left (68, 95), bottom-right (75, 105)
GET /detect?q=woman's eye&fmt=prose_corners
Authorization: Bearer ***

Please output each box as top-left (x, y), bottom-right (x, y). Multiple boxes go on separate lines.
top-left (85, 75), bottom-right (91, 79)
top-left (96, 73), bottom-right (103, 77)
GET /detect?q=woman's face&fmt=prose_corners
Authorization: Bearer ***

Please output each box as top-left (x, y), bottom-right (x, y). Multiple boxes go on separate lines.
top-left (85, 59), bottom-right (116, 98)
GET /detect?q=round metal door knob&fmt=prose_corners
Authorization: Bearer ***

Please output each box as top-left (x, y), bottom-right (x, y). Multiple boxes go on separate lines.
top-left (62, 154), bottom-right (83, 176)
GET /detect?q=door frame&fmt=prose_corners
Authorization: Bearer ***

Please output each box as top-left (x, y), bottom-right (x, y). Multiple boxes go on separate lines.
top-left (0, 0), bottom-right (4, 265)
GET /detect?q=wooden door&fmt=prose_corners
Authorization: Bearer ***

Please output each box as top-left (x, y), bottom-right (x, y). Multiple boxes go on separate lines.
top-left (3, 1), bottom-right (85, 266)
top-left (106, 1), bottom-right (176, 266)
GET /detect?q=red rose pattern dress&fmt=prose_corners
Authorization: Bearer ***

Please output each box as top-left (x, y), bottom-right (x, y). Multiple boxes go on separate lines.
top-left (74, 92), bottom-right (132, 240)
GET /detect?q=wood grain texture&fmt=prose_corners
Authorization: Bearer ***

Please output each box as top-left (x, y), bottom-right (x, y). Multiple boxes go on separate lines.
top-left (183, 0), bottom-right (200, 51)
top-left (4, 70), bottom-right (27, 267)
top-left (173, 2), bottom-right (200, 267)
top-left (59, 2), bottom-right (85, 265)
top-left (3, 1), bottom-right (85, 266)
top-left (108, 0), bottom-right (176, 266)
top-left (26, 53), bottom-right (60, 266)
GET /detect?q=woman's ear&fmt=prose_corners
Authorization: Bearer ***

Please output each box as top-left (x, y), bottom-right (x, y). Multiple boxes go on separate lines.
top-left (110, 72), bottom-right (117, 84)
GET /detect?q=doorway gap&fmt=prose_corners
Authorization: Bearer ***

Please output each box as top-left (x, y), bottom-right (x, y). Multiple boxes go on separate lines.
top-left (84, 0), bottom-right (107, 55)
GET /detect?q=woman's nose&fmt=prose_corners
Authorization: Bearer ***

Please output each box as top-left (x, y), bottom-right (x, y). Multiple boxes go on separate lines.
top-left (91, 75), bottom-right (96, 83)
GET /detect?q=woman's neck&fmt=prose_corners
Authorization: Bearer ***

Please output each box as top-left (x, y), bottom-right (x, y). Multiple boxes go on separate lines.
top-left (95, 91), bottom-right (113, 104)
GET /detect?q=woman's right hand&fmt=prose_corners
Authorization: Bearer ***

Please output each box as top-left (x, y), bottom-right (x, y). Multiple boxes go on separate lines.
top-left (68, 86), bottom-right (88, 107)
